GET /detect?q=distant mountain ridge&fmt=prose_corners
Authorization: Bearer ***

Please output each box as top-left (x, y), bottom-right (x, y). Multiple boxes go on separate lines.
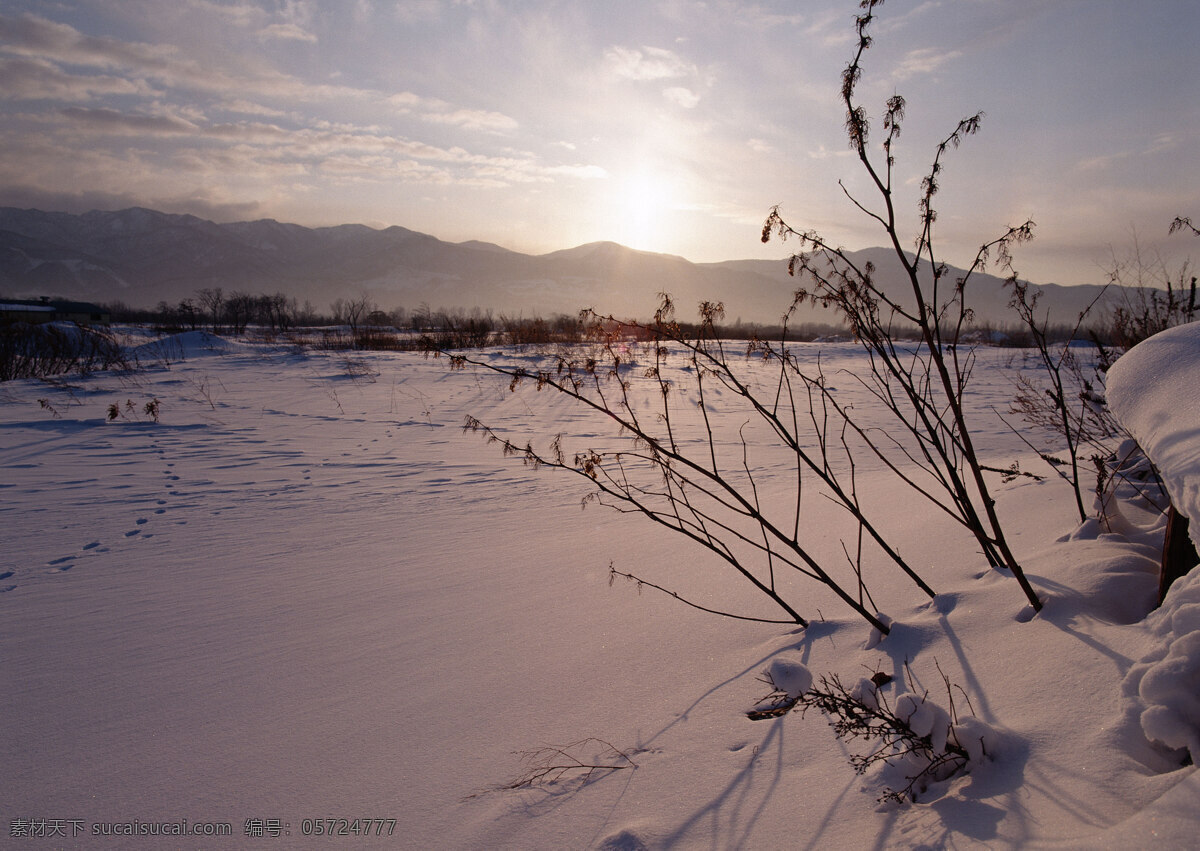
top-left (0, 206), bottom-right (1114, 327)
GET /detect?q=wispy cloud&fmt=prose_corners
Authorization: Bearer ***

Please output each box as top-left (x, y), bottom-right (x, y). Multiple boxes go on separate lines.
top-left (179, 0), bottom-right (265, 29)
top-left (0, 9), bottom-right (519, 138)
top-left (422, 108), bottom-right (519, 133)
top-left (663, 87), bottom-right (700, 109)
top-left (0, 182), bottom-right (264, 221)
top-left (892, 47), bottom-right (963, 80)
top-left (0, 56), bottom-right (155, 100)
top-left (1077, 131), bottom-right (1190, 173)
top-left (0, 13), bottom-right (181, 75)
top-left (60, 106), bottom-right (201, 136)
top-left (807, 144), bottom-right (854, 160)
top-left (220, 98), bottom-right (291, 118)
top-left (605, 45), bottom-right (696, 81)
top-left (2, 93), bottom-right (600, 200)
top-left (259, 23), bottom-right (318, 43)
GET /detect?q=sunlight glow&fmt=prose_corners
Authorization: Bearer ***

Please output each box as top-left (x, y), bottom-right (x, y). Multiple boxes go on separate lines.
top-left (617, 169), bottom-right (678, 251)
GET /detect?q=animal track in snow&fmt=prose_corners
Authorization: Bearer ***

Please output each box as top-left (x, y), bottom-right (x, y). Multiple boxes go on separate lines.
top-left (47, 555), bottom-right (76, 571)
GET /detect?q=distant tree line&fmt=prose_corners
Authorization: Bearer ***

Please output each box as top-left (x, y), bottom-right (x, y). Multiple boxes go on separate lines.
top-left (100, 289), bottom-right (319, 334)
top-left (25, 254), bottom-right (1197, 353)
top-left (91, 287), bottom-right (860, 347)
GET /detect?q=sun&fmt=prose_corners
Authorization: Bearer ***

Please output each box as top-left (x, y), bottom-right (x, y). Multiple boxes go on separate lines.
top-left (617, 169), bottom-right (677, 251)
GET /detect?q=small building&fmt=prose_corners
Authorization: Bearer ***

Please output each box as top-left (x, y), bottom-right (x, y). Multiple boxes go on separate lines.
top-left (0, 298), bottom-right (111, 326)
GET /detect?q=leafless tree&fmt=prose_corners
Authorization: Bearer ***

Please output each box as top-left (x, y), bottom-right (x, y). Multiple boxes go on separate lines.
top-left (761, 0), bottom-right (1041, 611)
top-left (332, 294), bottom-right (377, 335)
top-left (225, 291), bottom-right (256, 335)
top-left (196, 287), bottom-right (225, 335)
top-left (1101, 235), bottom-right (1196, 349)
top-left (999, 280), bottom-right (1115, 523)
top-left (441, 295), bottom-right (945, 634)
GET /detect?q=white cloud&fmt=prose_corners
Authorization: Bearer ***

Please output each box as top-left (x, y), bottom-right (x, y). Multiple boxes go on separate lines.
top-left (180, 0), bottom-right (265, 29)
top-left (808, 144), bottom-right (853, 160)
top-left (60, 106), bottom-right (200, 136)
top-left (893, 47), bottom-right (963, 80)
top-left (221, 98), bottom-right (290, 118)
top-left (422, 108), bottom-right (518, 133)
top-left (259, 23), bottom-right (318, 43)
top-left (1147, 133), bottom-right (1181, 155)
top-left (0, 12), bottom-right (181, 75)
top-left (0, 56), bottom-right (155, 100)
top-left (387, 91), bottom-right (432, 111)
top-left (605, 45), bottom-right (696, 81)
top-left (663, 86), bottom-right (700, 109)
top-left (545, 164), bottom-right (608, 180)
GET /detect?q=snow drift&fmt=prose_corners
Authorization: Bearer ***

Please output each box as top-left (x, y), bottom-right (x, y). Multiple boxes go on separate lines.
top-left (1107, 321), bottom-right (1200, 767)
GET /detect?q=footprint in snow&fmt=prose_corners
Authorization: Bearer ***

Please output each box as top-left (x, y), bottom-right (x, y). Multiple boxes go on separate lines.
top-left (83, 541), bottom-right (101, 550)
top-left (597, 829), bottom-right (651, 851)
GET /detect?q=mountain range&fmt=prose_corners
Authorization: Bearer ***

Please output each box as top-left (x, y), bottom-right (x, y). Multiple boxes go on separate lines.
top-left (0, 206), bottom-right (1116, 328)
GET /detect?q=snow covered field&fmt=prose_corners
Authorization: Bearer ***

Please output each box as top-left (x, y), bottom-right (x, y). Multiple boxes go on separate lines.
top-left (2, 328), bottom-right (1197, 848)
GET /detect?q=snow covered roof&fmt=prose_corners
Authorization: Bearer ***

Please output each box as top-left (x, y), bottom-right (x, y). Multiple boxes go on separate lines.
top-left (0, 298), bottom-right (109, 322)
top-left (0, 302), bottom-right (55, 313)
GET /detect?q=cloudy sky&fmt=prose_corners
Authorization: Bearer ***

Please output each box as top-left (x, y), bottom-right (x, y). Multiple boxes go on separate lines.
top-left (0, 0), bottom-right (1196, 286)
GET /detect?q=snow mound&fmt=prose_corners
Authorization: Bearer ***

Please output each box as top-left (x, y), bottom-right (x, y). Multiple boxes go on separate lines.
top-left (1108, 322), bottom-right (1200, 765)
top-left (765, 654), bottom-right (812, 698)
top-left (867, 689), bottom-right (1000, 805)
top-left (1107, 321), bottom-right (1200, 557)
top-left (128, 330), bottom-right (247, 364)
top-left (1043, 538), bottom-right (1162, 624)
top-left (848, 677), bottom-right (880, 710)
top-left (1123, 566), bottom-right (1200, 764)
top-left (895, 691), bottom-right (953, 751)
